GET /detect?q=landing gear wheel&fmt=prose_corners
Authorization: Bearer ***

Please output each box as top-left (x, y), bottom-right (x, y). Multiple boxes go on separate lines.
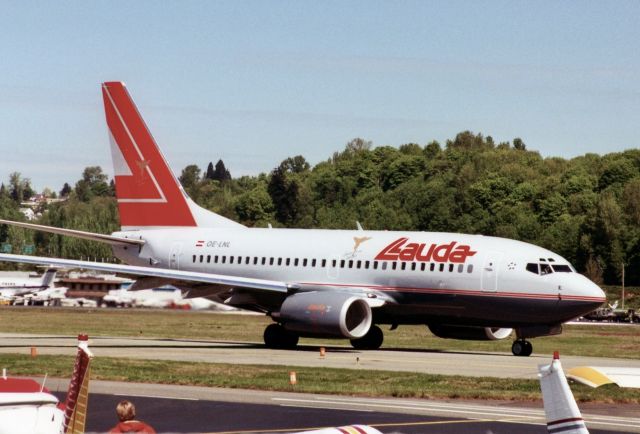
top-left (511, 339), bottom-right (533, 357)
top-left (263, 324), bottom-right (299, 349)
top-left (350, 325), bottom-right (384, 350)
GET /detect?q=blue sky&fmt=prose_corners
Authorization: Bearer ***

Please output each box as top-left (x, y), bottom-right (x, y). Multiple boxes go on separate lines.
top-left (1, 1), bottom-right (639, 191)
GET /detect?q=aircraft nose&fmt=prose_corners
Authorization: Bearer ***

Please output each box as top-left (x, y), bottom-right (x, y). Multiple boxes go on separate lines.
top-left (576, 274), bottom-right (606, 304)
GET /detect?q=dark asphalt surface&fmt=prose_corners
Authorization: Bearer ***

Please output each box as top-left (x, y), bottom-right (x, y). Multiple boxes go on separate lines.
top-left (59, 392), bottom-right (619, 434)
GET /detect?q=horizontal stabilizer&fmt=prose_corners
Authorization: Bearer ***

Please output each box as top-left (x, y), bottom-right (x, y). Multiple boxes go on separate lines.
top-left (0, 219), bottom-right (144, 247)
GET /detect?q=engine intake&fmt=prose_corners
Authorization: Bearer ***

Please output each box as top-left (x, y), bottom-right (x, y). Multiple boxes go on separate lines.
top-left (428, 324), bottom-right (513, 341)
top-left (278, 292), bottom-right (372, 339)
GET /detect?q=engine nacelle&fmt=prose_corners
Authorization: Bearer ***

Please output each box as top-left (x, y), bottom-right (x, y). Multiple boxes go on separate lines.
top-left (277, 292), bottom-right (372, 339)
top-left (428, 324), bottom-right (513, 341)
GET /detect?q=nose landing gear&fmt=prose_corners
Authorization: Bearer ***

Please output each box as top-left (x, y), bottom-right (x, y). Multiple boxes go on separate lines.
top-left (511, 339), bottom-right (533, 357)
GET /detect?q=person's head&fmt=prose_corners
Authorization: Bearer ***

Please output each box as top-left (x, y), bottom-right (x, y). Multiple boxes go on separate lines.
top-left (115, 400), bottom-right (136, 422)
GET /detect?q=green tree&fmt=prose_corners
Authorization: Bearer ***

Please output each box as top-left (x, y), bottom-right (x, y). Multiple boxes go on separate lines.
top-left (513, 137), bottom-right (526, 151)
top-left (179, 164), bottom-right (201, 197)
top-left (207, 159), bottom-right (232, 182)
top-left (60, 182), bottom-right (72, 198)
top-left (235, 185), bottom-right (274, 225)
top-left (9, 172), bottom-right (34, 203)
top-left (75, 166), bottom-right (110, 202)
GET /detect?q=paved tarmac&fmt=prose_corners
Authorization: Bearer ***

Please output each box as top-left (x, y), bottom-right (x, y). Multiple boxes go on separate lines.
top-left (1, 333), bottom-right (640, 379)
top-left (45, 380), bottom-right (638, 433)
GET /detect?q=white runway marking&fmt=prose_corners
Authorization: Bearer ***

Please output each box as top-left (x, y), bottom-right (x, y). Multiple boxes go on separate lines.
top-left (113, 393), bottom-right (199, 401)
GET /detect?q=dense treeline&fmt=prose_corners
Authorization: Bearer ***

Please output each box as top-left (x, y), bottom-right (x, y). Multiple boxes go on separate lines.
top-left (1, 132), bottom-right (639, 285)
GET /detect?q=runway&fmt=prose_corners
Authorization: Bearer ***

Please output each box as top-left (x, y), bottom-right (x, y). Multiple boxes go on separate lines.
top-left (1, 333), bottom-right (640, 379)
top-left (4, 332), bottom-right (639, 432)
top-left (47, 380), bottom-right (639, 433)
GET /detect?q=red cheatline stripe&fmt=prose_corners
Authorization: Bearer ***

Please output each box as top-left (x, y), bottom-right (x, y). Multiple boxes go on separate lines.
top-left (337, 428), bottom-right (350, 434)
top-left (351, 426), bottom-right (368, 434)
top-left (299, 282), bottom-right (605, 303)
top-left (547, 417), bottom-right (584, 427)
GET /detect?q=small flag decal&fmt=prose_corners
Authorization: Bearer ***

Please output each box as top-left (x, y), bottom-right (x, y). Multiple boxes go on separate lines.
top-left (195, 240), bottom-right (204, 247)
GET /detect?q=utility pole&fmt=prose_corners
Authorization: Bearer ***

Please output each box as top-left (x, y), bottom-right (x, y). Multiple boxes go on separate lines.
top-left (622, 263), bottom-right (625, 310)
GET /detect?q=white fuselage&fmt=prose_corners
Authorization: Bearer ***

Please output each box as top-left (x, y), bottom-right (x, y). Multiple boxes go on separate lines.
top-left (112, 227), bottom-right (605, 327)
top-left (0, 277), bottom-right (48, 298)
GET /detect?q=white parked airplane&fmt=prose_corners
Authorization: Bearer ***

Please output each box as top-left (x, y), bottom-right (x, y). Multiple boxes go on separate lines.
top-left (14, 286), bottom-right (67, 306)
top-left (0, 82), bottom-right (606, 356)
top-left (0, 268), bottom-right (58, 300)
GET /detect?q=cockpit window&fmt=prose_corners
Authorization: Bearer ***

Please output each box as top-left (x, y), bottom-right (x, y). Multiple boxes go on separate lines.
top-left (552, 264), bottom-right (572, 273)
top-left (540, 264), bottom-right (553, 275)
top-left (526, 263), bottom-right (539, 274)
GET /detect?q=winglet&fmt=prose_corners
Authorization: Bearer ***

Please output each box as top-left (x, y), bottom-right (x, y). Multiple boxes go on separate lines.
top-left (539, 352), bottom-right (589, 434)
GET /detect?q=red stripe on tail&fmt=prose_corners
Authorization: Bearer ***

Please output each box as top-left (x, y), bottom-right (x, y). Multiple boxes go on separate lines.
top-left (102, 82), bottom-right (196, 228)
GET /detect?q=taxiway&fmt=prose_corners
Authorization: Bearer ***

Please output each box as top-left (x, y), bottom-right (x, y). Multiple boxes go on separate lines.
top-left (46, 380), bottom-right (639, 433)
top-left (1, 333), bottom-right (640, 379)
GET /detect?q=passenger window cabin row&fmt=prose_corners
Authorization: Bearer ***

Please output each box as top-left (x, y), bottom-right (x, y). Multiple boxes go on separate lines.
top-left (191, 254), bottom-right (474, 274)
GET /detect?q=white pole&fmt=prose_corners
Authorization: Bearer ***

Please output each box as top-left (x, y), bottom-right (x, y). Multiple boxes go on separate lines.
top-left (622, 263), bottom-right (625, 310)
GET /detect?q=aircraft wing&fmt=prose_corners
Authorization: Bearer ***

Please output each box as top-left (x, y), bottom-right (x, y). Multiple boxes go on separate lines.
top-left (0, 254), bottom-right (289, 294)
top-left (0, 219), bottom-right (144, 247)
top-left (566, 366), bottom-right (640, 388)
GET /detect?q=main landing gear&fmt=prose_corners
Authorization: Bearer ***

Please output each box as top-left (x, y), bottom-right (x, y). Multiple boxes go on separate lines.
top-left (350, 325), bottom-right (384, 350)
top-left (263, 323), bottom-right (299, 349)
top-left (511, 339), bottom-right (533, 357)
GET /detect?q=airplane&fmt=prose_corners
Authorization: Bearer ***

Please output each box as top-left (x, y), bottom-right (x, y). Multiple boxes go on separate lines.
top-left (0, 334), bottom-right (93, 434)
top-left (102, 285), bottom-right (233, 310)
top-left (0, 268), bottom-right (58, 300)
top-left (13, 285), bottom-right (68, 306)
top-left (0, 82), bottom-right (606, 357)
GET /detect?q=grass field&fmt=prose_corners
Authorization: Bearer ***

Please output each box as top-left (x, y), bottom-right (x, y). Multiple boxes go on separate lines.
top-left (0, 307), bottom-right (638, 359)
top-left (2, 353), bottom-right (639, 404)
top-left (1, 307), bottom-right (639, 404)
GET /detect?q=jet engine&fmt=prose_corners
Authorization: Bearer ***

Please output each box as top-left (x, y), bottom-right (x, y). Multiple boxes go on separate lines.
top-left (277, 292), bottom-right (372, 339)
top-left (428, 324), bottom-right (513, 341)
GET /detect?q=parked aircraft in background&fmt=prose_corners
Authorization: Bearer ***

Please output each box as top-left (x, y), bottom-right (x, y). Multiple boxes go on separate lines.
top-left (102, 286), bottom-right (235, 310)
top-left (0, 82), bottom-right (606, 356)
top-left (13, 285), bottom-right (67, 306)
top-left (0, 334), bottom-right (93, 434)
top-left (0, 268), bottom-right (58, 301)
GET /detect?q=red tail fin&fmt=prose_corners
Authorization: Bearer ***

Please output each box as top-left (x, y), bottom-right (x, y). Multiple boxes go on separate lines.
top-left (102, 82), bottom-right (197, 229)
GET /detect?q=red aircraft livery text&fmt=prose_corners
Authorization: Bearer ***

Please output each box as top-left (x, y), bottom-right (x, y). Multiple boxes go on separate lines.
top-left (375, 238), bottom-right (477, 263)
